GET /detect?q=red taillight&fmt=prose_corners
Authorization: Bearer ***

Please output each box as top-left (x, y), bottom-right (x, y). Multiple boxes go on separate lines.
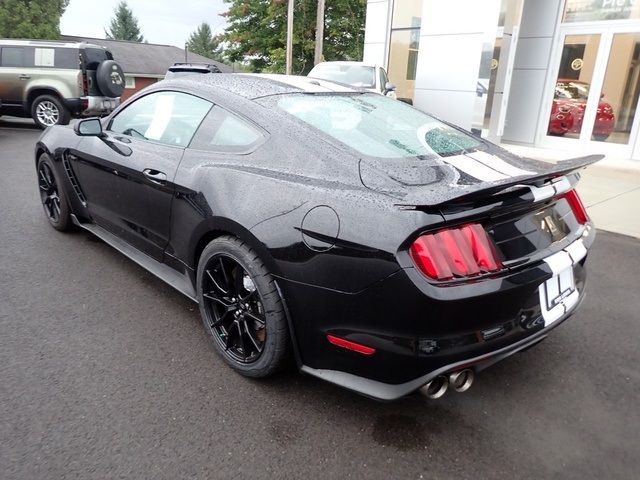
top-left (410, 223), bottom-right (502, 281)
top-left (82, 72), bottom-right (89, 96)
top-left (562, 189), bottom-right (589, 224)
top-left (326, 335), bottom-right (376, 355)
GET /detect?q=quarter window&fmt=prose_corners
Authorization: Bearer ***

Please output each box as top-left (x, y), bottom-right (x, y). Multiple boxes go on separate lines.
top-left (190, 106), bottom-right (263, 152)
top-left (110, 91), bottom-right (212, 147)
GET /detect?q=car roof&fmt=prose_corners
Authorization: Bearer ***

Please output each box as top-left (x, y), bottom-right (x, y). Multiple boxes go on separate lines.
top-left (161, 73), bottom-right (360, 100)
top-left (311, 61), bottom-right (377, 68)
top-left (0, 38), bottom-right (106, 50)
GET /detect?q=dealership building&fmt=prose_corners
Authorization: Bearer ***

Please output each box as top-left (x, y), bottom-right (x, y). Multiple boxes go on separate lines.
top-left (363, 0), bottom-right (640, 160)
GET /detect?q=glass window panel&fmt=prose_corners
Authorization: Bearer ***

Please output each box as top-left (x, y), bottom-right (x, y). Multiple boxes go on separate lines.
top-left (276, 94), bottom-right (481, 159)
top-left (592, 33), bottom-right (640, 143)
top-left (388, 29), bottom-right (419, 102)
top-left (308, 63), bottom-right (376, 88)
top-left (190, 106), bottom-right (263, 153)
top-left (1, 47), bottom-right (24, 67)
top-left (391, 0), bottom-right (423, 29)
top-left (54, 48), bottom-right (79, 69)
top-left (547, 34), bottom-right (601, 140)
top-left (110, 91), bottom-right (212, 147)
top-left (563, 0), bottom-right (640, 22)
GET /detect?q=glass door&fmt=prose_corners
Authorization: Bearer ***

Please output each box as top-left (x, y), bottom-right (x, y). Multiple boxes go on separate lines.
top-left (589, 32), bottom-right (640, 145)
top-left (546, 33), bottom-right (602, 141)
top-left (541, 24), bottom-right (640, 156)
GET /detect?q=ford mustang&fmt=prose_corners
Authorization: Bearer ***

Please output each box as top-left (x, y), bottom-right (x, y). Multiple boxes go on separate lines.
top-left (35, 74), bottom-right (601, 400)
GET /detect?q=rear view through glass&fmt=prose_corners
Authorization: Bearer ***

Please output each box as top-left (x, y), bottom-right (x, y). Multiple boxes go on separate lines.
top-left (275, 93), bottom-right (481, 158)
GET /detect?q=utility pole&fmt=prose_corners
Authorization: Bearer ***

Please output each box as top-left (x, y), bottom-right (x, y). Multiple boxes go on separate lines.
top-left (286, 0), bottom-right (294, 74)
top-left (314, 0), bottom-right (325, 65)
top-left (184, 42), bottom-right (188, 62)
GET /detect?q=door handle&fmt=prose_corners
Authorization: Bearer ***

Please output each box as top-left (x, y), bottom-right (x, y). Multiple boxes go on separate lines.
top-left (143, 169), bottom-right (167, 185)
top-left (19, 74), bottom-right (31, 80)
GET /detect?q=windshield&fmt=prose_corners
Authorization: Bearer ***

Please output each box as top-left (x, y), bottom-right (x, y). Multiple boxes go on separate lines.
top-left (274, 94), bottom-right (481, 158)
top-left (310, 64), bottom-right (376, 89)
top-left (555, 81), bottom-right (590, 100)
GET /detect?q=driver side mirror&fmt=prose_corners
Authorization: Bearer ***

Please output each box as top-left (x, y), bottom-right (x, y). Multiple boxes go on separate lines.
top-left (74, 118), bottom-right (104, 137)
top-left (384, 81), bottom-right (396, 93)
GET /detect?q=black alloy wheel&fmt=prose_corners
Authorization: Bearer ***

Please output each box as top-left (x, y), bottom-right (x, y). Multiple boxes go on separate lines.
top-left (197, 236), bottom-right (290, 377)
top-left (202, 254), bottom-right (266, 363)
top-left (37, 155), bottom-right (72, 231)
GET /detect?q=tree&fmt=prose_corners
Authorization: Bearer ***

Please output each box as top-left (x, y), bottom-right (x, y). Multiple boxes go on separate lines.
top-left (186, 22), bottom-right (218, 58)
top-left (105, 1), bottom-right (144, 42)
top-left (0, 0), bottom-right (70, 39)
top-left (219, 0), bottom-right (366, 74)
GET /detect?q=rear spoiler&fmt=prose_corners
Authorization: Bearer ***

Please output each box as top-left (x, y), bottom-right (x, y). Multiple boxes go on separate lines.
top-left (399, 155), bottom-right (604, 209)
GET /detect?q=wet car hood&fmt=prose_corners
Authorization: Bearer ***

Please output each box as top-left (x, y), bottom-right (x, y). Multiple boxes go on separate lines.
top-left (358, 144), bottom-right (603, 206)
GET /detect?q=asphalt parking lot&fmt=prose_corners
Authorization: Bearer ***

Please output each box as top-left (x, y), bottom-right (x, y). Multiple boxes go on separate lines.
top-left (1, 121), bottom-right (639, 479)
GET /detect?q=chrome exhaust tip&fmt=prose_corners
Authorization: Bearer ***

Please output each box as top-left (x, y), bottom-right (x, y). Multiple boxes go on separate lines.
top-left (449, 369), bottom-right (474, 393)
top-left (419, 375), bottom-right (449, 399)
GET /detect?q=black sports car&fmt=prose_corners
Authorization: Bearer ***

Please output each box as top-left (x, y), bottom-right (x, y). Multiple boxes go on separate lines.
top-left (35, 74), bottom-right (601, 401)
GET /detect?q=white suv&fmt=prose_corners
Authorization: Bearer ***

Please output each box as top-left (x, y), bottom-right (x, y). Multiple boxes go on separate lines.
top-left (0, 39), bottom-right (124, 129)
top-left (308, 61), bottom-right (397, 99)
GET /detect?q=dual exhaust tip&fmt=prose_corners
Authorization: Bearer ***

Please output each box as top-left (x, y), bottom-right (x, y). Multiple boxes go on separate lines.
top-left (419, 369), bottom-right (474, 399)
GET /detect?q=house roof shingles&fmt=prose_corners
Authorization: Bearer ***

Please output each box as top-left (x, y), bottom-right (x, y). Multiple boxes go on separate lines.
top-left (60, 35), bottom-right (232, 76)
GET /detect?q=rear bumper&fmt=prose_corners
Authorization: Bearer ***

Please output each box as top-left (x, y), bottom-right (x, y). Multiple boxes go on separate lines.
top-left (282, 229), bottom-right (594, 400)
top-left (301, 314), bottom-right (566, 401)
top-left (64, 96), bottom-right (120, 117)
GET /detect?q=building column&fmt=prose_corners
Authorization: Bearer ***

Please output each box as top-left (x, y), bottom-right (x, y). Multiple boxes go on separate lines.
top-left (362, 0), bottom-right (391, 67)
top-left (412, 0), bottom-right (502, 131)
top-left (502, 0), bottom-right (563, 144)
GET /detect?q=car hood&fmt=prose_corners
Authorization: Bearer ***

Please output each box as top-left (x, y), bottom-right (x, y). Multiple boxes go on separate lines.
top-left (358, 144), bottom-right (603, 206)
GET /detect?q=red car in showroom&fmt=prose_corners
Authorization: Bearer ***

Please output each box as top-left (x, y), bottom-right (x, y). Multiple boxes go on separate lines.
top-left (548, 79), bottom-right (615, 141)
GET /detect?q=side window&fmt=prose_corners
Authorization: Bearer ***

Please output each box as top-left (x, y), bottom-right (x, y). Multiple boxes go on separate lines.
top-left (53, 48), bottom-right (79, 69)
top-left (110, 91), bottom-right (212, 147)
top-left (190, 105), bottom-right (264, 153)
top-left (1, 47), bottom-right (25, 67)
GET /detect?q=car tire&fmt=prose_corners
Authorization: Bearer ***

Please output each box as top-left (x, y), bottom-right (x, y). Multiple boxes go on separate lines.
top-left (197, 236), bottom-right (290, 378)
top-left (593, 134), bottom-right (609, 142)
top-left (37, 154), bottom-right (73, 231)
top-left (31, 95), bottom-right (70, 129)
top-left (95, 60), bottom-right (125, 98)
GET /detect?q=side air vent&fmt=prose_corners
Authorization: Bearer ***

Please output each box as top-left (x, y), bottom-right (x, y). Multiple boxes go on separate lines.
top-left (62, 152), bottom-right (87, 206)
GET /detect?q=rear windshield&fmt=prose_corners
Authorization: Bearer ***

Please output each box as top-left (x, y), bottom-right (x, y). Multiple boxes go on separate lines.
top-left (310, 64), bottom-right (376, 89)
top-left (272, 94), bottom-right (481, 158)
top-left (81, 48), bottom-right (112, 70)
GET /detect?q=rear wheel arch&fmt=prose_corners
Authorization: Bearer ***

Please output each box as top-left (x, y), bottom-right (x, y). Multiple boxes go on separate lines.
top-left (191, 218), bottom-right (281, 277)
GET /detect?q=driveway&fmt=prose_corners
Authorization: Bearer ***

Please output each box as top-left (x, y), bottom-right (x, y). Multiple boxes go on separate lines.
top-left (1, 126), bottom-right (638, 479)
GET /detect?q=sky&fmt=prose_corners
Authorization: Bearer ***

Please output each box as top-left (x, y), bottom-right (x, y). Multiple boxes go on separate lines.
top-left (60, 0), bottom-right (229, 48)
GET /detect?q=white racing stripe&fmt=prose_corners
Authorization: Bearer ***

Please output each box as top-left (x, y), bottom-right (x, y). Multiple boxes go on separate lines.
top-left (542, 249), bottom-right (572, 275)
top-left (552, 176), bottom-right (572, 195)
top-left (564, 239), bottom-right (587, 264)
top-left (538, 238), bottom-right (586, 326)
top-left (465, 150), bottom-right (535, 177)
top-left (440, 154), bottom-right (509, 182)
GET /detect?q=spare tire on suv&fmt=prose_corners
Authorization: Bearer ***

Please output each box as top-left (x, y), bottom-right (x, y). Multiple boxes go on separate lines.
top-left (95, 60), bottom-right (125, 98)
